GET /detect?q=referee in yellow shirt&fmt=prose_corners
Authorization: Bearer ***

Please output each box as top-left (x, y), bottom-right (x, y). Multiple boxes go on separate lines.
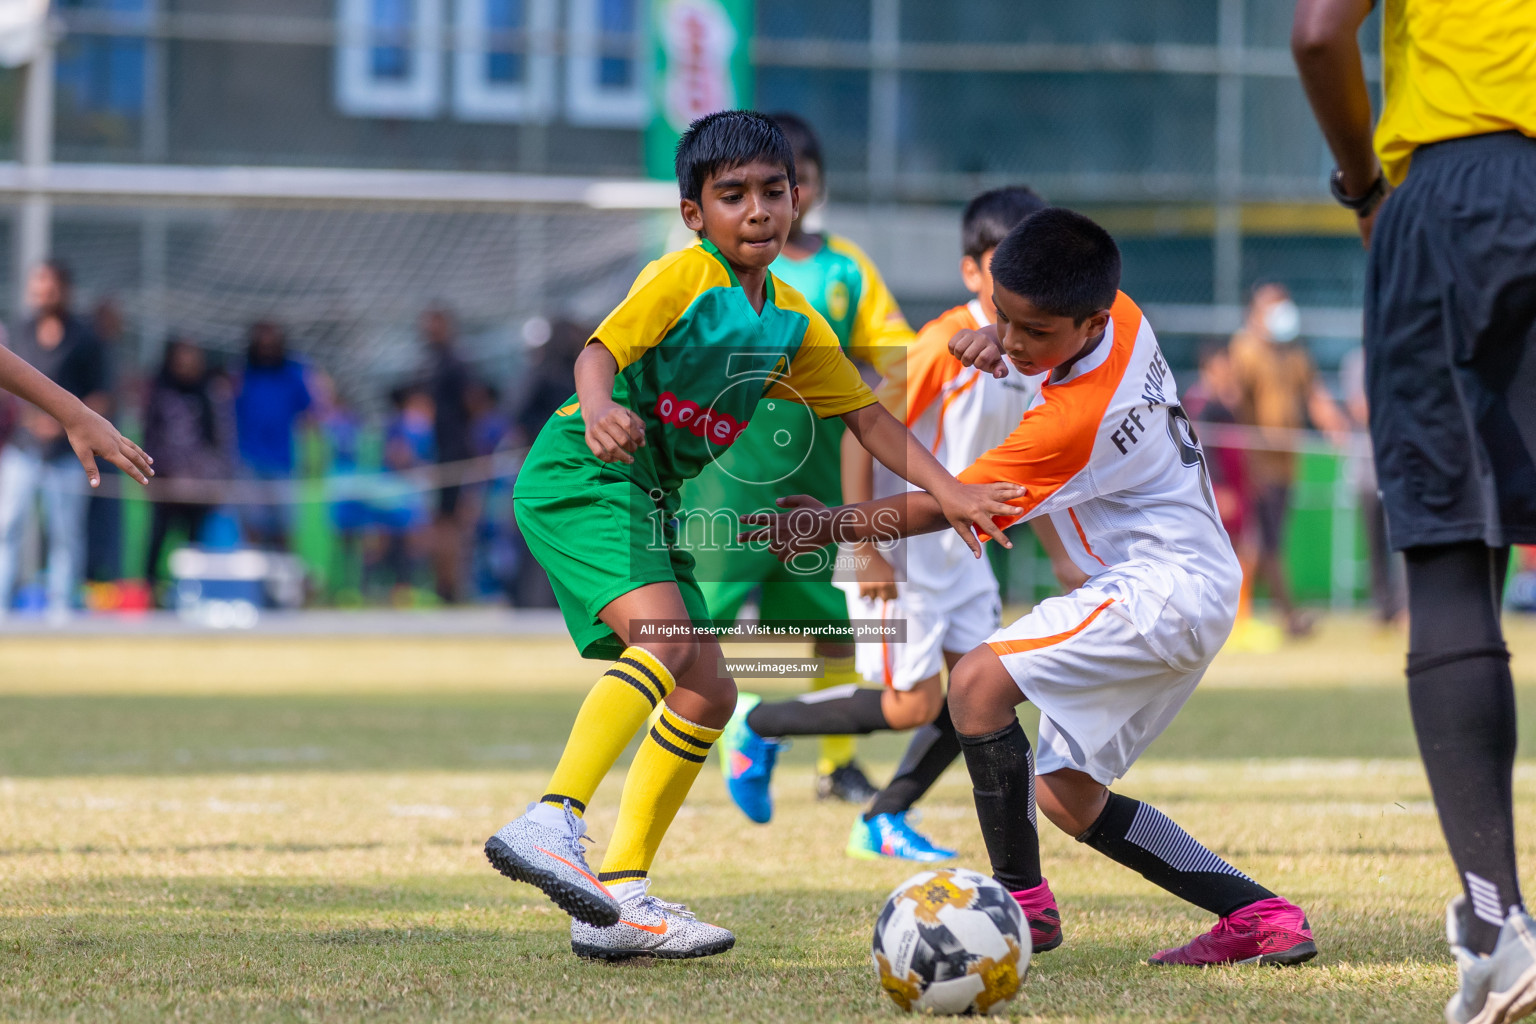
top-left (1293, 2), bottom-right (1536, 1020)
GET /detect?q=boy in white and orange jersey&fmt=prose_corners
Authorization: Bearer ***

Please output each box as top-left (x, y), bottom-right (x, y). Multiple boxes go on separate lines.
top-left (743, 209), bottom-right (1317, 969)
top-left (720, 189), bottom-right (1082, 890)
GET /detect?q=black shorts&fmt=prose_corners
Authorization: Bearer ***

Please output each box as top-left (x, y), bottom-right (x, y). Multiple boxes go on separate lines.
top-left (1365, 130), bottom-right (1536, 551)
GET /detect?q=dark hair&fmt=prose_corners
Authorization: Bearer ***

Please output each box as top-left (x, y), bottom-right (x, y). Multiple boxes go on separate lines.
top-left (767, 112), bottom-right (822, 174)
top-left (244, 320), bottom-right (288, 368)
top-left (962, 186), bottom-right (1047, 260)
top-left (674, 110), bottom-right (796, 202)
top-left (155, 337), bottom-right (217, 445)
top-left (989, 208), bottom-right (1121, 323)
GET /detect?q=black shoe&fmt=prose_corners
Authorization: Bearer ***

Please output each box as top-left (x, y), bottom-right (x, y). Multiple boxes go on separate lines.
top-left (817, 761), bottom-right (879, 803)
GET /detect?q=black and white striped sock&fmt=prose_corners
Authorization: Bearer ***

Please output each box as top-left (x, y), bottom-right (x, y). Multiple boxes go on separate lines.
top-left (1078, 793), bottom-right (1275, 918)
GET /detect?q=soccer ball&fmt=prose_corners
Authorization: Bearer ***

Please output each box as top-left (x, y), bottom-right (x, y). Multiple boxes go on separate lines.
top-left (871, 867), bottom-right (1030, 1015)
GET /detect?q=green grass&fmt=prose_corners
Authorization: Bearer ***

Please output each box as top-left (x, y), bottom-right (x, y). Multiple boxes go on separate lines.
top-left (4, 615), bottom-right (1536, 1021)
top-left (2, 683), bottom-right (1528, 776)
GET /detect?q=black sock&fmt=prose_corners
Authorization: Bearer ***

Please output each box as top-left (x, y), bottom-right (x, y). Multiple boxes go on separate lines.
top-left (867, 703), bottom-right (961, 820)
top-left (746, 684), bottom-right (888, 738)
top-left (1406, 542), bottom-right (1522, 955)
top-left (1079, 793), bottom-right (1276, 917)
top-left (958, 719), bottom-right (1041, 892)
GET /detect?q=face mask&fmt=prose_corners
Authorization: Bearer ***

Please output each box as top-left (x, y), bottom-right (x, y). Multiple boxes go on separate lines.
top-left (1264, 299), bottom-right (1301, 343)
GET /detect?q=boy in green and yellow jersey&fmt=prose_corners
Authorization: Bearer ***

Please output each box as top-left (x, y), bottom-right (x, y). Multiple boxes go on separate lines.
top-left (485, 110), bottom-right (1022, 962)
top-left (681, 113), bottom-right (914, 803)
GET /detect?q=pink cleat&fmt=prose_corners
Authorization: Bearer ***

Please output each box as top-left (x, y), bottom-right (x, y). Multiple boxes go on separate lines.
top-left (1148, 896), bottom-right (1317, 967)
top-left (1011, 878), bottom-right (1064, 953)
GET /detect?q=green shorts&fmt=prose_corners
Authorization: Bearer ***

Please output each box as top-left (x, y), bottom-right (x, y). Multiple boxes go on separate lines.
top-left (680, 402), bottom-right (849, 632)
top-left (695, 547), bottom-right (850, 630)
top-left (513, 476), bottom-right (713, 661)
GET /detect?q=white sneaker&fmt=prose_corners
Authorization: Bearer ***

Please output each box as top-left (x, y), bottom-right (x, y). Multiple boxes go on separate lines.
top-left (571, 881), bottom-right (735, 961)
top-left (1446, 895), bottom-right (1536, 1024)
top-left (484, 801), bottom-right (619, 927)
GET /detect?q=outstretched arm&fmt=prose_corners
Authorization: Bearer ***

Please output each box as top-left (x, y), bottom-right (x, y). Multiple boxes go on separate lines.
top-left (840, 401), bottom-right (1024, 556)
top-left (737, 489), bottom-right (951, 560)
top-left (0, 346), bottom-right (152, 486)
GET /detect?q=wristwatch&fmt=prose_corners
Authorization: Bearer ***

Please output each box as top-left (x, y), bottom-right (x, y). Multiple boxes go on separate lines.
top-left (1330, 168), bottom-right (1388, 219)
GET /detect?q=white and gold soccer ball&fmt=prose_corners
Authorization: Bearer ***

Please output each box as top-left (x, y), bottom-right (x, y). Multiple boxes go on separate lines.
top-left (871, 867), bottom-right (1030, 1015)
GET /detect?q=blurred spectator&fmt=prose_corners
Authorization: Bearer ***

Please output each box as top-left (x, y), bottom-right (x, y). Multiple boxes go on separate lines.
top-left (311, 371), bottom-right (368, 602)
top-left (508, 319), bottom-right (586, 608)
top-left (514, 319), bottom-right (588, 447)
top-left (142, 338), bottom-right (228, 601)
top-left (1184, 340), bottom-right (1249, 546)
top-left (1340, 345), bottom-right (1407, 625)
top-left (366, 385), bottom-right (435, 601)
top-left (419, 306), bottom-right (473, 603)
top-left (0, 261), bottom-right (109, 618)
top-left (84, 297), bottom-right (126, 584)
top-left (466, 380), bottom-right (517, 602)
top-left (1185, 339), bottom-right (1269, 648)
top-left (233, 321), bottom-right (312, 550)
top-left (1228, 283), bottom-right (1350, 637)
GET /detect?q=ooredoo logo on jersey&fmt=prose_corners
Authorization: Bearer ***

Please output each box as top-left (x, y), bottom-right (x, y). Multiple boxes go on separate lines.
top-left (655, 391), bottom-right (751, 446)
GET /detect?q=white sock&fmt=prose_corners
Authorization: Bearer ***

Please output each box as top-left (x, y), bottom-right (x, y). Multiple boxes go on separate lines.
top-left (608, 880), bottom-right (645, 903)
top-left (526, 801), bottom-right (574, 829)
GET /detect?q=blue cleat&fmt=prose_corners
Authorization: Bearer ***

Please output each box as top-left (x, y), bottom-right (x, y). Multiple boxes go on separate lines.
top-left (846, 811), bottom-right (958, 862)
top-left (720, 693), bottom-right (781, 824)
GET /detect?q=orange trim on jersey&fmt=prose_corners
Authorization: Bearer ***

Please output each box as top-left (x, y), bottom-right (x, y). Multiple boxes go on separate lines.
top-left (930, 369), bottom-right (982, 454)
top-left (875, 304), bottom-right (979, 424)
top-left (1067, 507), bottom-right (1109, 568)
top-left (987, 598), bottom-right (1116, 657)
top-left (958, 292), bottom-right (1145, 531)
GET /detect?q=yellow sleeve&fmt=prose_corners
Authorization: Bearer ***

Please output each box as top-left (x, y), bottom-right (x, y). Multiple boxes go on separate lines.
top-left (765, 294), bottom-right (878, 419)
top-left (828, 235), bottom-right (915, 378)
top-left (590, 247), bottom-right (730, 369)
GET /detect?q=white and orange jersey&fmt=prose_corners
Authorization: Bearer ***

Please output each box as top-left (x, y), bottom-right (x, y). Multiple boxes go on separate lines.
top-left (868, 299), bottom-right (1041, 594)
top-left (958, 292), bottom-right (1242, 623)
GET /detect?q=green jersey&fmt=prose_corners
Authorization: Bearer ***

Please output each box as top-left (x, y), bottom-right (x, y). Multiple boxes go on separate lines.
top-left (680, 233), bottom-right (915, 521)
top-left (511, 240), bottom-right (878, 659)
top-left (514, 240), bottom-right (875, 502)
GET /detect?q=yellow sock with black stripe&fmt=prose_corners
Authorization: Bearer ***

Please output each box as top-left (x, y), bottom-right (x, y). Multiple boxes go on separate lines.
top-left (817, 656), bottom-right (861, 776)
top-left (541, 646), bottom-right (675, 817)
top-left (598, 705), bottom-right (723, 884)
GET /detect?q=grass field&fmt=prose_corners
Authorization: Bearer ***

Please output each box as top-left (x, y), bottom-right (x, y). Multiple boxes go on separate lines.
top-left (5, 615), bottom-right (1536, 1022)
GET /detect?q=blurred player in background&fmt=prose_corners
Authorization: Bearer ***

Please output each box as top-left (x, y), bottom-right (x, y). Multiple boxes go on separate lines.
top-left (744, 210), bottom-right (1317, 967)
top-left (1294, 0), bottom-right (1536, 1019)
top-left (1226, 283), bottom-right (1349, 638)
top-left (484, 110), bottom-right (1021, 963)
top-left (682, 112), bottom-right (916, 805)
top-left (720, 188), bottom-right (1086, 871)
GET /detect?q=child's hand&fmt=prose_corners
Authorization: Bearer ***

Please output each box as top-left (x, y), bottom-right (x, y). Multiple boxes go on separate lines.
top-left (739, 494), bottom-right (833, 561)
top-left (949, 325), bottom-right (1009, 379)
top-left (583, 400), bottom-right (646, 464)
top-left (62, 407), bottom-right (154, 487)
top-left (855, 546), bottom-right (898, 601)
top-left (933, 481), bottom-right (1027, 558)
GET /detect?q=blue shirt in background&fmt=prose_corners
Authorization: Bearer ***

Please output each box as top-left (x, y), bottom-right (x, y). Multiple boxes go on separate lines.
top-left (234, 359), bottom-right (312, 475)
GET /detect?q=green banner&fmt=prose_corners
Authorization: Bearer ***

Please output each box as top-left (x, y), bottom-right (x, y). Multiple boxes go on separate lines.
top-left (644, 0), bottom-right (755, 180)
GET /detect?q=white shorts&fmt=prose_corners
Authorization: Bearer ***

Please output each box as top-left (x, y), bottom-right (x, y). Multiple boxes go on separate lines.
top-left (840, 582), bottom-right (1001, 692)
top-left (985, 561), bottom-right (1235, 785)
